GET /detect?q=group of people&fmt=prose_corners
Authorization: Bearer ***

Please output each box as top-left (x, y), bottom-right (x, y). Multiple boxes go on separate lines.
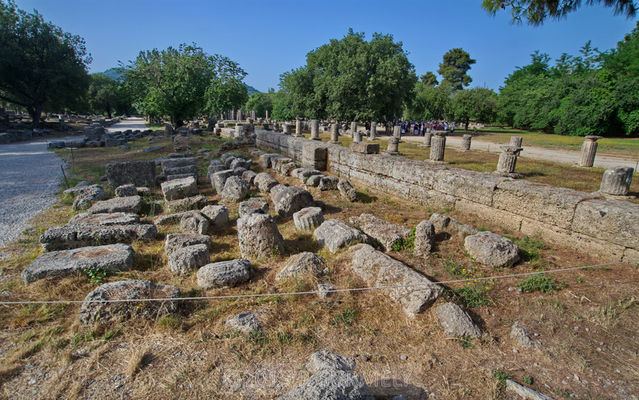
top-left (393, 120), bottom-right (456, 136)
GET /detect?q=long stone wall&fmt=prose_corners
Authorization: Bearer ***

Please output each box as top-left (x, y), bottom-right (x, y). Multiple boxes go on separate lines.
top-left (255, 130), bottom-right (639, 263)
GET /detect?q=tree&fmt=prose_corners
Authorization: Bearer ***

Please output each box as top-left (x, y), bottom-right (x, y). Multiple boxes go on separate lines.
top-left (244, 91), bottom-right (274, 118)
top-left (450, 88), bottom-right (498, 129)
top-left (438, 48), bottom-right (476, 90)
top-left (405, 81), bottom-right (452, 120)
top-left (278, 29), bottom-right (416, 121)
top-left (88, 74), bottom-right (118, 118)
top-left (0, 0), bottom-right (91, 128)
top-left (421, 72), bottom-right (439, 86)
top-left (482, 0), bottom-right (637, 25)
top-left (125, 43), bottom-right (246, 127)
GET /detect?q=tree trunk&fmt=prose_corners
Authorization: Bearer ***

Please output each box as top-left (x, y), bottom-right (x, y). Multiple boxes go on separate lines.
top-left (29, 105), bottom-right (42, 130)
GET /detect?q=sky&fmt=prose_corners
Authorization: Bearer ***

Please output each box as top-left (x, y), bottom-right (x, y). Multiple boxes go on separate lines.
top-left (13, 0), bottom-right (639, 92)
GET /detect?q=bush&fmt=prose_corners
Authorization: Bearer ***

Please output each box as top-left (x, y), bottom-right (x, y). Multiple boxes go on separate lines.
top-left (517, 274), bottom-right (565, 293)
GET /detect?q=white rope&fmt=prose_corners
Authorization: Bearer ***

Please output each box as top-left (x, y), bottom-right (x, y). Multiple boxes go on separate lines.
top-left (0, 262), bottom-right (620, 306)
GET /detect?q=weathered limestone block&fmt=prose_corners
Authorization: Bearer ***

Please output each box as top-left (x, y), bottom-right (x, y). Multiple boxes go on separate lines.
top-left (293, 207), bottom-right (324, 232)
top-left (307, 350), bottom-right (356, 373)
top-left (211, 169), bottom-right (235, 194)
top-left (197, 259), bottom-right (252, 289)
top-left (461, 134), bottom-right (472, 151)
top-left (305, 174), bottom-right (324, 187)
top-left (578, 135), bottom-right (601, 168)
top-left (506, 380), bottom-right (554, 400)
top-left (313, 219), bottom-right (369, 253)
top-left (464, 232), bottom-right (520, 268)
top-left (168, 244), bottom-right (209, 275)
top-left (292, 168), bottom-right (321, 182)
top-left (201, 205), bottom-right (229, 229)
top-left (220, 176), bottom-right (250, 202)
top-left (600, 167), bottom-right (633, 196)
top-left (271, 156), bottom-right (293, 172)
top-left (260, 153), bottom-right (281, 169)
top-left (369, 121), bottom-right (377, 140)
top-left (493, 180), bottom-right (589, 230)
top-left (242, 170), bottom-right (257, 185)
top-left (254, 172), bottom-right (279, 193)
top-left (386, 137), bottom-right (400, 155)
top-left (276, 252), bottom-right (326, 280)
top-left (225, 311), bottom-right (261, 334)
top-left (430, 132), bottom-right (446, 161)
top-left (238, 199), bottom-right (269, 218)
top-left (237, 213), bottom-right (285, 259)
top-left (106, 160), bottom-right (156, 188)
top-left (179, 211), bottom-right (210, 234)
top-left (23, 244), bottom-right (134, 283)
top-left (329, 123), bottom-right (340, 143)
top-left (70, 185), bottom-right (108, 211)
top-left (448, 219), bottom-right (479, 238)
top-left (337, 179), bottom-right (358, 202)
top-left (281, 162), bottom-right (298, 176)
top-left (87, 195), bottom-right (142, 215)
top-left (349, 244), bottom-right (442, 317)
top-left (160, 157), bottom-right (196, 171)
top-left (270, 184), bottom-right (315, 217)
top-left (572, 198), bottom-right (639, 250)
top-left (432, 168), bottom-right (503, 206)
top-left (164, 164), bottom-right (198, 178)
top-left (78, 280), bottom-right (179, 324)
top-left (302, 142), bottom-right (328, 170)
top-left (161, 176), bottom-right (197, 201)
top-left (348, 213), bottom-right (410, 251)
top-left (165, 233), bottom-right (211, 255)
top-left (349, 142), bottom-right (379, 154)
top-left (69, 212), bottom-right (139, 226)
top-left (154, 212), bottom-right (188, 226)
top-left (434, 302), bottom-right (481, 338)
top-left (310, 119), bottom-right (320, 140)
top-left (510, 321), bottom-right (539, 349)
top-left (414, 220), bottom-right (435, 256)
top-left (318, 176), bottom-right (339, 191)
top-left (166, 195), bottom-right (207, 212)
top-left (115, 184), bottom-right (137, 197)
top-left (40, 224), bottom-right (157, 251)
top-left (496, 145), bottom-right (523, 175)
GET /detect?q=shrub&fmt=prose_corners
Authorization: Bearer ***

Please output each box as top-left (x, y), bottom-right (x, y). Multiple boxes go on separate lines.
top-left (517, 274), bottom-right (565, 293)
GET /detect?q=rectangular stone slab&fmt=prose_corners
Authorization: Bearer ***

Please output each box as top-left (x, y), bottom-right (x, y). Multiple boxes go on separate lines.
top-left (348, 142), bottom-right (380, 154)
top-left (87, 196), bottom-right (142, 214)
top-left (40, 224), bottom-right (157, 251)
top-left (23, 243), bottom-right (134, 283)
top-left (348, 213), bottom-right (411, 251)
top-left (349, 243), bottom-right (442, 317)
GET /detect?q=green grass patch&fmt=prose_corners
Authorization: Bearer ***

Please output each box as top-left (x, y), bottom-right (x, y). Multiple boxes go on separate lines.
top-left (517, 273), bottom-right (565, 293)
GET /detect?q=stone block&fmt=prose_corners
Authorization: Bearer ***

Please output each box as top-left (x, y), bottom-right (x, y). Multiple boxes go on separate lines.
top-left (348, 142), bottom-right (379, 154)
top-left (106, 161), bottom-right (156, 188)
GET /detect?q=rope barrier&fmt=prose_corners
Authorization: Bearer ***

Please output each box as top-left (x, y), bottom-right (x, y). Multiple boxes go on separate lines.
top-left (0, 262), bottom-right (621, 306)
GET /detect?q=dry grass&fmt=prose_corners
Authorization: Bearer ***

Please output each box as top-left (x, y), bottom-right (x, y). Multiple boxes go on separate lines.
top-left (0, 132), bottom-right (638, 399)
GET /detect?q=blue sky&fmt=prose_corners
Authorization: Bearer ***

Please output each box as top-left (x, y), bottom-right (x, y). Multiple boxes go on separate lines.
top-left (14, 0), bottom-right (639, 92)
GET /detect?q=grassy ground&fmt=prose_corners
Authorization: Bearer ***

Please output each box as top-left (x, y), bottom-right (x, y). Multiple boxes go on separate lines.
top-left (458, 127), bottom-right (639, 160)
top-left (0, 133), bottom-right (637, 399)
top-left (309, 132), bottom-right (639, 201)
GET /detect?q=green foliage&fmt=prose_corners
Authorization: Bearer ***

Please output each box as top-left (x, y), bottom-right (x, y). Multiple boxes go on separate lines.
top-left (456, 285), bottom-right (492, 308)
top-left (88, 73), bottom-right (133, 117)
top-left (391, 229), bottom-right (415, 252)
top-left (513, 236), bottom-right (549, 263)
top-left (85, 267), bottom-right (108, 284)
top-left (437, 48), bottom-right (476, 90)
top-left (405, 81), bottom-right (452, 120)
top-left (331, 307), bottom-right (357, 327)
top-left (524, 376), bottom-right (534, 385)
top-left (492, 369), bottom-right (511, 382)
top-left (0, 0), bottom-right (91, 127)
top-left (421, 71), bottom-right (439, 86)
top-left (125, 43), bottom-right (246, 126)
top-left (450, 87), bottom-right (498, 128)
top-left (276, 29), bottom-right (417, 121)
top-left (517, 273), bottom-right (565, 293)
top-left (244, 91), bottom-right (274, 118)
top-left (459, 337), bottom-right (474, 349)
top-left (482, 0), bottom-right (636, 25)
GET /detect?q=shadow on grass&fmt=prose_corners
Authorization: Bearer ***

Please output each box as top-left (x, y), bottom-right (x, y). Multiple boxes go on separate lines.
top-left (284, 233), bottom-right (322, 254)
top-left (357, 191), bottom-right (378, 203)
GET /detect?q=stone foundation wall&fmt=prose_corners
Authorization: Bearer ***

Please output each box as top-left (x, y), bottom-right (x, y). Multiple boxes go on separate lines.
top-left (255, 130), bottom-right (639, 262)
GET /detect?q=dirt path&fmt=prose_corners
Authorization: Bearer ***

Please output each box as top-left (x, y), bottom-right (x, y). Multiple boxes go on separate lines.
top-left (0, 136), bottom-right (77, 248)
top-left (107, 117), bottom-right (148, 132)
top-left (401, 135), bottom-right (638, 170)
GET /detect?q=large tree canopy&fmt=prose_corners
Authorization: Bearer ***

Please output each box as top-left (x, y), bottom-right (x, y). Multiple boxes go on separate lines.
top-left (244, 91), bottom-right (274, 118)
top-left (482, 0), bottom-right (637, 25)
top-left (125, 43), bottom-right (246, 126)
top-left (0, 0), bottom-right (91, 127)
top-left (438, 48), bottom-right (476, 90)
top-left (276, 29), bottom-right (417, 121)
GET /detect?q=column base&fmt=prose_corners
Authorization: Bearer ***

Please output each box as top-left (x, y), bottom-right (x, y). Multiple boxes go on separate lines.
top-left (493, 171), bottom-right (524, 179)
top-left (592, 190), bottom-right (636, 200)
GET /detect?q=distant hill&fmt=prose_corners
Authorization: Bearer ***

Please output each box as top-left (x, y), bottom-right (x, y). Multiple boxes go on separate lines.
top-left (245, 84), bottom-right (260, 96)
top-left (101, 68), bottom-right (124, 81)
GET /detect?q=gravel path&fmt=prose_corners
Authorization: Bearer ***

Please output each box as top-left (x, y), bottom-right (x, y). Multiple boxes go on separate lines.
top-left (107, 117), bottom-right (148, 132)
top-left (401, 135), bottom-right (638, 170)
top-left (0, 136), bottom-right (77, 248)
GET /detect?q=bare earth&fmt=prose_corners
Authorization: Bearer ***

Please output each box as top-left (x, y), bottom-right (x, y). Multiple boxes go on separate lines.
top-left (402, 135), bottom-right (637, 170)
